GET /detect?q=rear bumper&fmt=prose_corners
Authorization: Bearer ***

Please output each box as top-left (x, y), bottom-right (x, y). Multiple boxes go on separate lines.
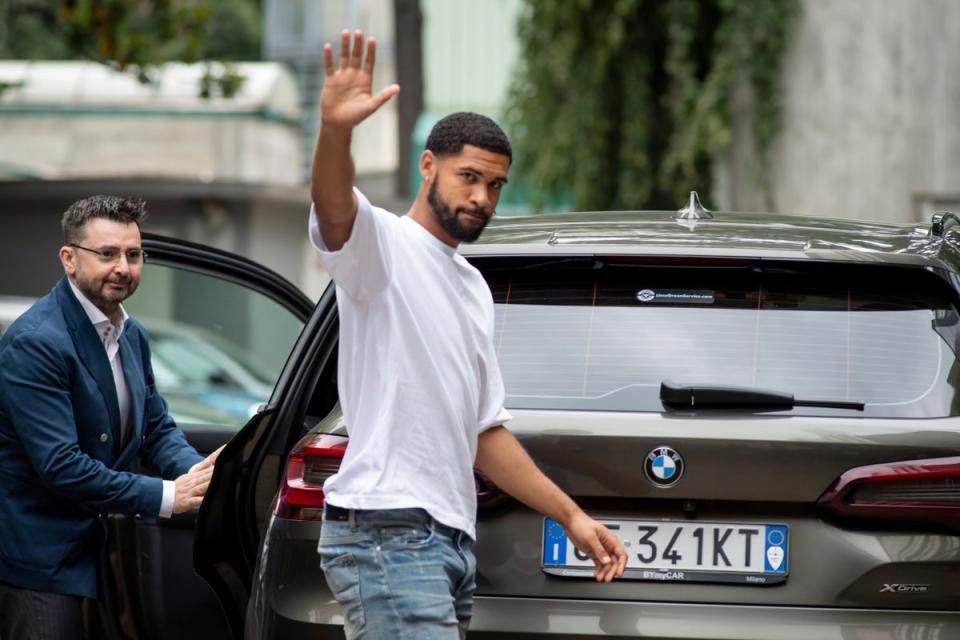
top-left (252, 517), bottom-right (960, 638)
top-left (261, 595), bottom-right (960, 638)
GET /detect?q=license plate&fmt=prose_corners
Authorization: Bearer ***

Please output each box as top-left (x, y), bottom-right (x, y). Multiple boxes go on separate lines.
top-left (542, 518), bottom-right (789, 585)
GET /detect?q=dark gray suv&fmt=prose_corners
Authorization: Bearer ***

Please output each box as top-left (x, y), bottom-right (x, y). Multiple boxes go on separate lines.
top-left (184, 200), bottom-right (960, 638)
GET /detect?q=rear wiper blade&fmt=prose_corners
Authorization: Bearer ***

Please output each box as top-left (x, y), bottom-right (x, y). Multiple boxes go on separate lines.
top-left (660, 381), bottom-right (865, 412)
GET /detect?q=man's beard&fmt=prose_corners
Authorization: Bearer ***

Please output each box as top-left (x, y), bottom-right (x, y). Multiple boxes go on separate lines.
top-left (76, 272), bottom-right (136, 310)
top-left (427, 179), bottom-right (491, 243)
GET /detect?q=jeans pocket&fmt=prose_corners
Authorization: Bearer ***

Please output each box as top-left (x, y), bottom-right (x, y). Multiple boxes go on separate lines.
top-left (320, 551), bottom-right (365, 634)
top-left (318, 520), bottom-right (369, 547)
top-left (379, 523), bottom-right (434, 549)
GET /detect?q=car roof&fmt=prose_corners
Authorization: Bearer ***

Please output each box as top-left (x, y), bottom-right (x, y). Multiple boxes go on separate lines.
top-left (462, 210), bottom-right (956, 269)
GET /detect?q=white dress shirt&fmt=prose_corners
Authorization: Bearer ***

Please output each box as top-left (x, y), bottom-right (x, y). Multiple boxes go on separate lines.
top-left (68, 280), bottom-right (176, 518)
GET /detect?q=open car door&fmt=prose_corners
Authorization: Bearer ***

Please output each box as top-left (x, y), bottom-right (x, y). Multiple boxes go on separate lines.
top-left (97, 233), bottom-right (315, 640)
top-left (191, 245), bottom-right (340, 639)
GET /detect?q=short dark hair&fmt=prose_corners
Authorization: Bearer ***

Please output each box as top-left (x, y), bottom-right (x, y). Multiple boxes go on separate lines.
top-left (62, 195), bottom-right (147, 244)
top-left (425, 112), bottom-right (512, 162)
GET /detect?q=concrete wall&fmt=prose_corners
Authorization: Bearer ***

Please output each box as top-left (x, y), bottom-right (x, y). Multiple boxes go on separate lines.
top-left (0, 62), bottom-right (304, 184)
top-left (719, 0), bottom-right (960, 223)
top-left (0, 115), bottom-right (302, 185)
top-left (0, 62), bottom-right (325, 298)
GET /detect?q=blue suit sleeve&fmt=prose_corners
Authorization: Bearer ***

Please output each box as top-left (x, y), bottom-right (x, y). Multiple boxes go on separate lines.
top-left (0, 331), bottom-right (163, 516)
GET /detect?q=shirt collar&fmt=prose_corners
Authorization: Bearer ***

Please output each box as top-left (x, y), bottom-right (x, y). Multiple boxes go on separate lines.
top-left (68, 278), bottom-right (129, 331)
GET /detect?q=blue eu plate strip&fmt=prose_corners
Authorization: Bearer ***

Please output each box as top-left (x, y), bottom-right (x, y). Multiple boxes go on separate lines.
top-left (542, 518), bottom-right (567, 566)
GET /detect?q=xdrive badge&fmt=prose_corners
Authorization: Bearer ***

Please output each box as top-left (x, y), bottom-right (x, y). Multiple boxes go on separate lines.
top-left (644, 446), bottom-right (684, 488)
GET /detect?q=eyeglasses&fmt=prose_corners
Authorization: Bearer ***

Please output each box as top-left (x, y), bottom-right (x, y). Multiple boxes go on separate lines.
top-left (69, 243), bottom-right (147, 264)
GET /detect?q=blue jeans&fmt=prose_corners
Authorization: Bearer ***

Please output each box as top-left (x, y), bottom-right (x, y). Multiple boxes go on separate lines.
top-left (317, 507), bottom-right (477, 640)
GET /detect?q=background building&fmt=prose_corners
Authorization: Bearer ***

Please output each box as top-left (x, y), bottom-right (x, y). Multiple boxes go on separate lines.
top-left (1, 0), bottom-right (959, 299)
top-left (718, 0), bottom-right (960, 223)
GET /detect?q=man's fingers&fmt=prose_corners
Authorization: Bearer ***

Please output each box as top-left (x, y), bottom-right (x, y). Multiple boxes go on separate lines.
top-left (363, 37), bottom-right (377, 75)
top-left (596, 563), bottom-right (613, 582)
top-left (350, 30), bottom-right (364, 69)
top-left (193, 467), bottom-right (214, 485)
top-left (323, 43), bottom-right (335, 76)
top-left (184, 475), bottom-right (211, 496)
top-left (614, 544), bottom-right (627, 577)
top-left (180, 466), bottom-right (213, 491)
top-left (196, 444), bottom-right (226, 470)
top-left (599, 528), bottom-right (627, 580)
top-left (588, 535), bottom-right (611, 568)
top-left (607, 540), bottom-right (627, 580)
top-left (371, 84), bottom-right (400, 111)
top-left (590, 526), bottom-right (626, 582)
top-left (338, 30), bottom-right (350, 70)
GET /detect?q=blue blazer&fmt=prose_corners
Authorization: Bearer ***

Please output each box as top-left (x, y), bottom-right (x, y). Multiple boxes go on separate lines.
top-left (0, 277), bottom-right (202, 598)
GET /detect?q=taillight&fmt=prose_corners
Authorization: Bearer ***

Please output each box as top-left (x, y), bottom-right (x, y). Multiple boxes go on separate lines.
top-left (275, 431), bottom-right (507, 519)
top-left (816, 456), bottom-right (960, 531)
top-left (275, 433), bottom-right (347, 521)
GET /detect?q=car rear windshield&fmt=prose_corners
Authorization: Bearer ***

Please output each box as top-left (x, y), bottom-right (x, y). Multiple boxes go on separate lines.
top-left (478, 257), bottom-right (960, 418)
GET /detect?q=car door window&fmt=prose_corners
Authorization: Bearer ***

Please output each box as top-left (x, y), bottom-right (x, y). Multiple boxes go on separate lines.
top-left (125, 263), bottom-right (305, 430)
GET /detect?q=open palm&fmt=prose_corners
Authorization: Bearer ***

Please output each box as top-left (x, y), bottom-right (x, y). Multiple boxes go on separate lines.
top-left (322, 30), bottom-right (399, 131)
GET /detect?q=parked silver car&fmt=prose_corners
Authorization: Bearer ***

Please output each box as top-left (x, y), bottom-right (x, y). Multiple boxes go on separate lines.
top-left (191, 199), bottom-right (960, 638)
top-left (0, 297), bottom-right (274, 427)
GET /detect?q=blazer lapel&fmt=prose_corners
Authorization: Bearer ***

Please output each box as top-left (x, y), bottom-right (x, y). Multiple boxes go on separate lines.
top-left (55, 278), bottom-right (122, 448)
top-left (117, 326), bottom-right (145, 461)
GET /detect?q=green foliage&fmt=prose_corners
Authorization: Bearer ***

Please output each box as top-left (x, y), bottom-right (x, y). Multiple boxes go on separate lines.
top-left (199, 61), bottom-right (246, 99)
top-left (0, 0), bottom-right (261, 79)
top-left (504, 0), bottom-right (799, 212)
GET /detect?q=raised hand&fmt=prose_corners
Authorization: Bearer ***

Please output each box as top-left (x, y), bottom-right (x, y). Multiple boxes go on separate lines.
top-left (321, 29), bottom-right (400, 132)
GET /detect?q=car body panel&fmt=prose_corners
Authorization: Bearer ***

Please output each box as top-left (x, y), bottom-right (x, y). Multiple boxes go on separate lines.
top-left (200, 209), bottom-right (960, 638)
top-left (249, 405), bottom-right (960, 630)
top-left (255, 521), bottom-right (960, 636)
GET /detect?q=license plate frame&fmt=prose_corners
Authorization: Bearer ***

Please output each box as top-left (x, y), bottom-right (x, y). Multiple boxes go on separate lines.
top-left (542, 517), bottom-right (789, 585)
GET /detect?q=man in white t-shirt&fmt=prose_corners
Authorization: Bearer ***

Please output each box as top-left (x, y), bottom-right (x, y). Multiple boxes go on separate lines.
top-left (312, 30), bottom-right (627, 639)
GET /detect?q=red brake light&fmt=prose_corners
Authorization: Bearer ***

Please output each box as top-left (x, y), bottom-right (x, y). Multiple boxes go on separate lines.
top-left (816, 456), bottom-right (960, 531)
top-left (275, 433), bottom-right (347, 521)
top-left (274, 432), bottom-right (507, 519)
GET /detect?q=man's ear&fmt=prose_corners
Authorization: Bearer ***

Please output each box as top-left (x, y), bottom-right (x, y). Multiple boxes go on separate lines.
top-left (419, 149), bottom-right (437, 184)
top-left (59, 245), bottom-right (76, 276)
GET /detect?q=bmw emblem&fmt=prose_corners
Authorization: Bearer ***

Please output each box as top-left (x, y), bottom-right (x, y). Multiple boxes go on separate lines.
top-left (644, 446), bottom-right (684, 488)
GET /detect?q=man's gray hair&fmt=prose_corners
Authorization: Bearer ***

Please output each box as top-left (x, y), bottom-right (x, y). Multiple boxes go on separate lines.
top-left (62, 195), bottom-right (147, 244)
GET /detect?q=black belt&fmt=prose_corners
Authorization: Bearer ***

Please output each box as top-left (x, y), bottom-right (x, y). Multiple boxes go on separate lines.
top-left (324, 503), bottom-right (351, 521)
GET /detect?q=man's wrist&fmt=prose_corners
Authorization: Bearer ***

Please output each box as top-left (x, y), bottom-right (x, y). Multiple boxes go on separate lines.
top-left (552, 498), bottom-right (583, 530)
top-left (319, 122), bottom-right (353, 141)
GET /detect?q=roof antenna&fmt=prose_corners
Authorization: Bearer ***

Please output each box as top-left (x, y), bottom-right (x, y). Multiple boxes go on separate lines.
top-left (674, 191), bottom-right (714, 220)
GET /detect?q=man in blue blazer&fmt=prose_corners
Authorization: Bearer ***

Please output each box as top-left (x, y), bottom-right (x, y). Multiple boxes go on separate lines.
top-left (0, 195), bottom-right (219, 639)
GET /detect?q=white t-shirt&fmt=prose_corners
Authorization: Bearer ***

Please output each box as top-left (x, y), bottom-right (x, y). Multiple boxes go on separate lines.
top-left (309, 188), bottom-right (511, 539)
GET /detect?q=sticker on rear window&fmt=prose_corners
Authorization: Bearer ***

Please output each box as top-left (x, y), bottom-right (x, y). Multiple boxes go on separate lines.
top-left (636, 289), bottom-right (715, 304)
